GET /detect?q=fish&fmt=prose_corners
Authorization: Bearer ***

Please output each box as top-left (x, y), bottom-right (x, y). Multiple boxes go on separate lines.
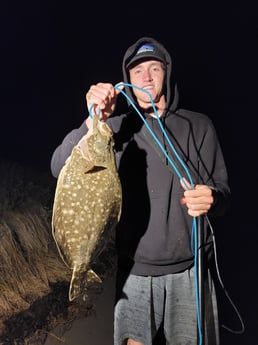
top-left (51, 114), bottom-right (122, 301)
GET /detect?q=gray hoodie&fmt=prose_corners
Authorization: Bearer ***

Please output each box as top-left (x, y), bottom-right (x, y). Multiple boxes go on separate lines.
top-left (51, 37), bottom-right (230, 276)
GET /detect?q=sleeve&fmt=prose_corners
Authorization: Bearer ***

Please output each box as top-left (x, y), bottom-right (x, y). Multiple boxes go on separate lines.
top-left (50, 121), bottom-right (88, 178)
top-left (198, 120), bottom-right (231, 217)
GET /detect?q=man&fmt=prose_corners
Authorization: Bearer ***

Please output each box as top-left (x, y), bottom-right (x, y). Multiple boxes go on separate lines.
top-left (51, 37), bottom-right (230, 345)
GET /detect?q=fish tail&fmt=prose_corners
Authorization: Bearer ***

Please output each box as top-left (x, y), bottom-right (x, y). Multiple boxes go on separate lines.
top-left (69, 268), bottom-right (102, 301)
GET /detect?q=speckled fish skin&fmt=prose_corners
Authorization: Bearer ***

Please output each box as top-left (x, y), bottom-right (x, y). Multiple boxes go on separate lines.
top-left (52, 114), bottom-right (122, 301)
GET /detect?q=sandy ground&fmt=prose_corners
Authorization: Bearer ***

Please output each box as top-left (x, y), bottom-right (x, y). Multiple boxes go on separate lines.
top-left (44, 276), bottom-right (115, 345)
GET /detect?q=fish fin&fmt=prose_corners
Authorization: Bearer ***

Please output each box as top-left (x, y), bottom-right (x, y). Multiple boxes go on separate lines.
top-left (86, 269), bottom-right (102, 284)
top-left (68, 268), bottom-right (102, 301)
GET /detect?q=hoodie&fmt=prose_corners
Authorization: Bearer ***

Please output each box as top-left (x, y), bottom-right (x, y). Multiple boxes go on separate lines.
top-left (50, 37), bottom-right (230, 276)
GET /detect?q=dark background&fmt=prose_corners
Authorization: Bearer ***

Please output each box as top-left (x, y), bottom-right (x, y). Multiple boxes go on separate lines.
top-left (1, 1), bottom-right (258, 344)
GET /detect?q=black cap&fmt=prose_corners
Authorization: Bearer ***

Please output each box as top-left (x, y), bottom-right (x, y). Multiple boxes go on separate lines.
top-left (126, 43), bottom-right (166, 69)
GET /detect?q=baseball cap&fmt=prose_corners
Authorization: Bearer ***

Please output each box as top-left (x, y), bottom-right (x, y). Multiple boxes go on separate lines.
top-left (126, 43), bottom-right (166, 69)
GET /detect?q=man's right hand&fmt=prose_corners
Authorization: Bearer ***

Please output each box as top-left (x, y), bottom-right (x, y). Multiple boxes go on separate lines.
top-left (86, 82), bottom-right (124, 122)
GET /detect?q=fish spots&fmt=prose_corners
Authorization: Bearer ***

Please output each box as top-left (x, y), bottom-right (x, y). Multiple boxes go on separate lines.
top-left (67, 237), bottom-right (76, 243)
top-left (61, 208), bottom-right (75, 216)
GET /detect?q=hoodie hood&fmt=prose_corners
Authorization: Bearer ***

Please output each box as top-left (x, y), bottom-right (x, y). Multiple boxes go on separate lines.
top-left (122, 37), bottom-right (179, 113)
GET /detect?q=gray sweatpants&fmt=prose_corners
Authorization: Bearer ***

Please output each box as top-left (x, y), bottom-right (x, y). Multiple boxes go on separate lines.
top-left (114, 267), bottom-right (219, 345)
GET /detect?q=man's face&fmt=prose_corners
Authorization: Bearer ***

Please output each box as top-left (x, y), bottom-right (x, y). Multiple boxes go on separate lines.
top-left (129, 59), bottom-right (165, 109)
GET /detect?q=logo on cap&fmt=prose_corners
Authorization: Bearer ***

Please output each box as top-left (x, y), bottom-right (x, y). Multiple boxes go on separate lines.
top-left (136, 44), bottom-right (155, 55)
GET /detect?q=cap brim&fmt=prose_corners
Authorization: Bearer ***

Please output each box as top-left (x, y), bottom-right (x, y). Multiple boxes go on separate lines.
top-left (126, 54), bottom-right (165, 69)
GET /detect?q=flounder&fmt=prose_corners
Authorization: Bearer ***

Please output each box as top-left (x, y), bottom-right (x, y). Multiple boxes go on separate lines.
top-left (52, 114), bottom-right (122, 301)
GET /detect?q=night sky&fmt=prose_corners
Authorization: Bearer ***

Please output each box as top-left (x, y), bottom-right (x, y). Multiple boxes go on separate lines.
top-left (1, 1), bottom-right (258, 343)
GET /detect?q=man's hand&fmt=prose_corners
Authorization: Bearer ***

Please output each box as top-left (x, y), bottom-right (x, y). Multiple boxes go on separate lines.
top-left (180, 178), bottom-right (214, 217)
top-left (86, 82), bottom-right (124, 122)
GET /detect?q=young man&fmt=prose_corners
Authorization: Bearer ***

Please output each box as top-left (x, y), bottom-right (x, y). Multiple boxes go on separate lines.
top-left (51, 37), bottom-right (230, 345)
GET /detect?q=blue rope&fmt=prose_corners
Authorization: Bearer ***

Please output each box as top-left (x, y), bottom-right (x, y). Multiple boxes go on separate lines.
top-left (89, 103), bottom-right (101, 118)
top-left (89, 83), bottom-right (203, 344)
top-left (114, 83), bottom-right (202, 344)
top-left (116, 83), bottom-right (195, 186)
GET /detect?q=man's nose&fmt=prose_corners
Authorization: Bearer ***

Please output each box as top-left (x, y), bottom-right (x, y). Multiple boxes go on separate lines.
top-left (143, 70), bottom-right (152, 81)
